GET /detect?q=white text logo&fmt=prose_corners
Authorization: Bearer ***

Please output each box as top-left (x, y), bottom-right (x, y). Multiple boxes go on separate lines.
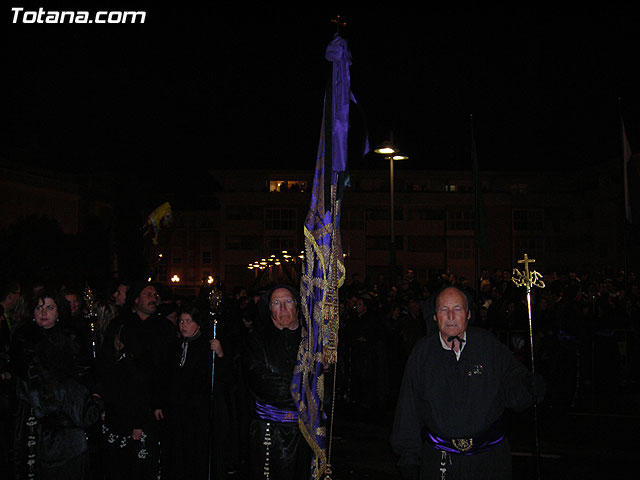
top-left (11, 8), bottom-right (146, 24)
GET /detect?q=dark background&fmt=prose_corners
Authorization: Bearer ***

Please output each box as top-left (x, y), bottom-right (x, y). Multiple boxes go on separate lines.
top-left (6, 6), bottom-right (639, 181)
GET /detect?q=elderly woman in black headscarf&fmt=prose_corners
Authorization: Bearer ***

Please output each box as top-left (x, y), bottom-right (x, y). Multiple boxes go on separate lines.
top-left (161, 302), bottom-right (225, 480)
top-left (10, 288), bottom-right (101, 479)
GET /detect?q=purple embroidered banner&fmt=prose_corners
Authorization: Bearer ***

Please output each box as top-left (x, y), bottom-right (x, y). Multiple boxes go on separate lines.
top-left (291, 34), bottom-right (352, 480)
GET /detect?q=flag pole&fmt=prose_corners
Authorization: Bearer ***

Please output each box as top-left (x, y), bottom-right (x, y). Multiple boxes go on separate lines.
top-left (471, 115), bottom-right (480, 300)
top-left (619, 98), bottom-right (632, 291)
top-left (471, 114), bottom-right (487, 304)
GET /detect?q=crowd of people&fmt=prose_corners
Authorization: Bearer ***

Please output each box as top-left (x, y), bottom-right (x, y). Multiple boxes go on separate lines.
top-left (338, 268), bottom-right (639, 415)
top-left (0, 266), bottom-right (638, 479)
top-left (0, 278), bottom-right (231, 479)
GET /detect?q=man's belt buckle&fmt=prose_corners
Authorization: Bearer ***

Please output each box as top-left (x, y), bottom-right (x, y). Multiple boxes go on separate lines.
top-left (451, 437), bottom-right (473, 452)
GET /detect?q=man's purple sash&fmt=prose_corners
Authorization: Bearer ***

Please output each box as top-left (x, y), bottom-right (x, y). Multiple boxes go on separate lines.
top-left (427, 419), bottom-right (505, 455)
top-left (255, 401), bottom-right (298, 423)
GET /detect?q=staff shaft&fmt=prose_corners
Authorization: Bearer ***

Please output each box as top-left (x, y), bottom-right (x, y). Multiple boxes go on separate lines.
top-left (208, 317), bottom-right (217, 480)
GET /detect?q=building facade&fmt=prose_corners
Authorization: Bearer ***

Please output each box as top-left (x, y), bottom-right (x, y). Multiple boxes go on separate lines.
top-left (155, 162), bottom-right (629, 293)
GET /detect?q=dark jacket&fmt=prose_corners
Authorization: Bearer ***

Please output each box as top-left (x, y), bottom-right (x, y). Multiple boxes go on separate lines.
top-left (11, 323), bottom-right (100, 479)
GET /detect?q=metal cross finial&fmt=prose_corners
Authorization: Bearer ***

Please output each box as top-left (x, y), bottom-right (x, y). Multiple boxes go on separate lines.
top-left (512, 253), bottom-right (545, 291)
top-left (331, 15), bottom-right (346, 34)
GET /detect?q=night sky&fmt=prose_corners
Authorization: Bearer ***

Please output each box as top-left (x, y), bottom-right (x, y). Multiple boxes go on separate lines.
top-left (6, 7), bottom-right (639, 182)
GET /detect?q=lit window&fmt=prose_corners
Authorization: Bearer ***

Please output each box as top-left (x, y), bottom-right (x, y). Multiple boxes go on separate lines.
top-left (269, 180), bottom-right (307, 192)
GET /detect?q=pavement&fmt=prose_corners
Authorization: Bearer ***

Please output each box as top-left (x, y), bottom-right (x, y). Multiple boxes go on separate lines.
top-left (1, 380), bottom-right (636, 479)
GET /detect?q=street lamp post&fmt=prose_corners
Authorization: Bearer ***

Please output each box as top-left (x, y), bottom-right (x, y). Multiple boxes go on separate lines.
top-left (374, 139), bottom-right (408, 283)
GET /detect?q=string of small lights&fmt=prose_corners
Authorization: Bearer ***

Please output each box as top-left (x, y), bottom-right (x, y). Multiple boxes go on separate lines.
top-left (247, 250), bottom-right (305, 270)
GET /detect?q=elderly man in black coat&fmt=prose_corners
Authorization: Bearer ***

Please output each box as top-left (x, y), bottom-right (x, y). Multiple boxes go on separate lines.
top-left (244, 284), bottom-right (311, 480)
top-left (391, 286), bottom-right (543, 480)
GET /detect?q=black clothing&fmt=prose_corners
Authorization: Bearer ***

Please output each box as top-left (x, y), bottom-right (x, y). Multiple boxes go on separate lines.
top-left (244, 320), bottom-right (310, 480)
top-left (0, 305), bottom-right (13, 474)
top-left (100, 353), bottom-right (150, 437)
top-left (98, 351), bottom-right (158, 480)
top-left (95, 310), bottom-right (175, 480)
top-left (391, 327), bottom-right (535, 480)
top-left (10, 323), bottom-right (100, 480)
top-left (245, 322), bottom-right (300, 412)
top-left (164, 331), bottom-right (213, 480)
top-left (66, 314), bottom-right (96, 369)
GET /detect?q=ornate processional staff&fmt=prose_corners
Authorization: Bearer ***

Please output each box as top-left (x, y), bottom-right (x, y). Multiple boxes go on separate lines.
top-left (512, 253), bottom-right (545, 480)
top-left (83, 284), bottom-right (97, 359)
top-left (208, 281), bottom-right (222, 396)
top-left (207, 279), bottom-right (222, 480)
top-left (512, 253), bottom-right (545, 375)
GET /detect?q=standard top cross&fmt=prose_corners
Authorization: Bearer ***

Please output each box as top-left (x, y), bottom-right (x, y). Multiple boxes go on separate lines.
top-left (512, 253), bottom-right (545, 291)
top-left (331, 15), bottom-right (346, 34)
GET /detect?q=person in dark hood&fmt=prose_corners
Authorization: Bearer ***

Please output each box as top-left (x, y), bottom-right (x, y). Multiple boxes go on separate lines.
top-left (244, 284), bottom-right (311, 480)
top-left (162, 303), bottom-right (225, 480)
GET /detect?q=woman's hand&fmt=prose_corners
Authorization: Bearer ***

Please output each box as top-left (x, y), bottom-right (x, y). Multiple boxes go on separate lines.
top-left (210, 338), bottom-right (224, 357)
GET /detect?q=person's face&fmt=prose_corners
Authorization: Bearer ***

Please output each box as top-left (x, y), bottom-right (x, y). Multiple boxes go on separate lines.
top-left (112, 284), bottom-right (128, 307)
top-left (34, 297), bottom-right (58, 329)
top-left (134, 286), bottom-right (158, 318)
top-left (179, 313), bottom-right (200, 338)
top-left (355, 299), bottom-right (367, 315)
top-left (269, 288), bottom-right (299, 330)
top-left (434, 288), bottom-right (470, 339)
top-left (65, 294), bottom-right (81, 315)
